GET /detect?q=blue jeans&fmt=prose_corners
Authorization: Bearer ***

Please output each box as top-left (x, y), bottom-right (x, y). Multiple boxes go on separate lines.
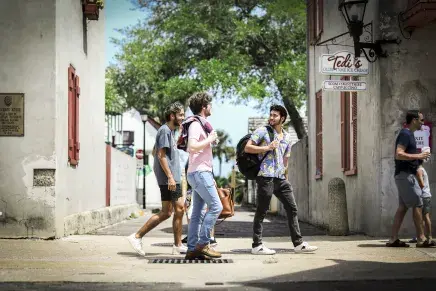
top-left (187, 171), bottom-right (223, 251)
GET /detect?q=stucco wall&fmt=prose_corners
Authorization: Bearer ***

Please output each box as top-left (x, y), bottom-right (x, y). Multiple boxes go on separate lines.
top-left (308, 0), bottom-right (382, 234)
top-left (378, 0), bottom-right (436, 236)
top-left (110, 148), bottom-right (137, 206)
top-left (0, 0), bottom-right (57, 237)
top-left (54, 0), bottom-right (106, 237)
top-left (307, 0), bottom-right (436, 236)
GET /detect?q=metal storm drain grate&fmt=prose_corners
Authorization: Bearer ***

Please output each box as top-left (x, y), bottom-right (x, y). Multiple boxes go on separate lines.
top-left (230, 248), bottom-right (294, 254)
top-left (149, 258), bottom-right (234, 264)
top-left (151, 242), bottom-right (173, 247)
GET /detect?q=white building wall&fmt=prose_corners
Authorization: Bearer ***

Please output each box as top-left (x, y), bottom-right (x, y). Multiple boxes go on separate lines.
top-left (0, 0), bottom-right (57, 237)
top-left (54, 0), bottom-right (106, 236)
top-left (110, 148), bottom-right (136, 206)
top-left (307, 0), bottom-right (382, 234)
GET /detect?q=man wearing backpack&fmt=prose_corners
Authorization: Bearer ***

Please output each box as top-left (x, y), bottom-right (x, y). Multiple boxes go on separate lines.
top-left (244, 104), bottom-right (318, 255)
top-left (180, 92), bottom-right (223, 260)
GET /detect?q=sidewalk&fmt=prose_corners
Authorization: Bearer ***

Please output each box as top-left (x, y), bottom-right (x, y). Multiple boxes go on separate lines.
top-left (1, 206), bottom-right (436, 290)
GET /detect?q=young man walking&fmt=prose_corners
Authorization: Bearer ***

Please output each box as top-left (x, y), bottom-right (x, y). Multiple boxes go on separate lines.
top-left (183, 92), bottom-right (222, 259)
top-left (245, 104), bottom-right (318, 255)
top-left (127, 102), bottom-right (187, 256)
top-left (387, 110), bottom-right (431, 248)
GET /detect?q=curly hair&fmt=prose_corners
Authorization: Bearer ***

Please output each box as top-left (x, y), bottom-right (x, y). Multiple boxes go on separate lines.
top-left (188, 92), bottom-right (212, 115)
top-left (164, 101), bottom-right (184, 122)
top-left (270, 104), bottom-right (288, 123)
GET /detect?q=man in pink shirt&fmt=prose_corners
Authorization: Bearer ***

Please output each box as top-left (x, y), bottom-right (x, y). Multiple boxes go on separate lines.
top-left (184, 92), bottom-right (223, 260)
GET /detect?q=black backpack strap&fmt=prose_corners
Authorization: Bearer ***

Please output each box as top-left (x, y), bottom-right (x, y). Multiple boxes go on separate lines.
top-left (265, 125), bottom-right (274, 143)
top-left (258, 125), bottom-right (275, 164)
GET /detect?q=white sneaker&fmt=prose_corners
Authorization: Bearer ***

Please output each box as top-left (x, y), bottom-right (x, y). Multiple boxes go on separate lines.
top-left (251, 244), bottom-right (276, 255)
top-left (172, 244), bottom-right (188, 254)
top-left (127, 233), bottom-right (145, 256)
top-left (294, 242), bottom-right (318, 253)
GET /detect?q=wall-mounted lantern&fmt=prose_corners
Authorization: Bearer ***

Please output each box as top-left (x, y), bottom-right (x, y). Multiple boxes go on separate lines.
top-left (337, 0), bottom-right (400, 62)
top-left (82, 0), bottom-right (104, 21)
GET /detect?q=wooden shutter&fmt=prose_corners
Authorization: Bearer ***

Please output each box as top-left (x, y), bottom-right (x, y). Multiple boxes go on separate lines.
top-left (340, 77), bottom-right (349, 171)
top-left (317, 0), bottom-right (324, 39)
top-left (68, 65), bottom-right (80, 166)
top-left (75, 75), bottom-right (80, 163)
top-left (68, 66), bottom-right (77, 166)
top-left (315, 90), bottom-right (323, 179)
top-left (340, 89), bottom-right (346, 171)
top-left (351, 91), bottom-right (358, 172)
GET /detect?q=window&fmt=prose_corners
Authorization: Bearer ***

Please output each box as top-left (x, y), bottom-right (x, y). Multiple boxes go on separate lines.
top-left (315, 90), bottom-right (323, 179)
top-left (308, 0), bottom-right (324, 45)
top-left (68, 65), bottom-right (80, 166)
top-left (121, 131), bottom-right (134, 146)
top-left (340, 76), bottom-right (358, 175)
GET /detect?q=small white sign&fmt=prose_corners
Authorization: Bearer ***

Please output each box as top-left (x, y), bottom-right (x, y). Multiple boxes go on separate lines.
top-left (320, 51), bottom-right (369, 76)
top-left (323, 80), bottom-right (367, 92)
top-left (414, 125), bottom-right (431, 150)
top-left (136, 158), bottom-right (144, 170)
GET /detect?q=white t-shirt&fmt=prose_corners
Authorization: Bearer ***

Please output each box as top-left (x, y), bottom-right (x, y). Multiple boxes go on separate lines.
top-left (420, 167), bottom-right (432, 198)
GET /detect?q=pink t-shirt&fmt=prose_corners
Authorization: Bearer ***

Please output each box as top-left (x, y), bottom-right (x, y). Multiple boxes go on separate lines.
top-left (187, 121), bottom-right (213, 173)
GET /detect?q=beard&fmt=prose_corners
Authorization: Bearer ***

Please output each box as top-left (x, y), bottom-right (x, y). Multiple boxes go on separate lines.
top-left (269, 120), bottom-right (278, 126)
top-left (173, 120), bottom-right (181, 127)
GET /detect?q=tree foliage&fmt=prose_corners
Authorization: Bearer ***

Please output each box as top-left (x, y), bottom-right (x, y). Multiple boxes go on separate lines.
top-left (109, 0), bottom-right (307, 136)
top-left (212, 129), bottom-right (236, 177)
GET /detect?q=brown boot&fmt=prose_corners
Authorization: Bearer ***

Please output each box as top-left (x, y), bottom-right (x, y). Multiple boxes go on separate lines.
top-left (184, 250), bottom-right (208, 260)
top-left (196, 244), bottom-right (222, 258)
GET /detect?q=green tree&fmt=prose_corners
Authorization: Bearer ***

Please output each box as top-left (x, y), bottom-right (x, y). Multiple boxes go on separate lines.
top-left (105, 66), bottom-right (127, 114)
top-left (212, 130), bottom-right (236, 177)
top-left (111, 0), bottom-right (307, 137)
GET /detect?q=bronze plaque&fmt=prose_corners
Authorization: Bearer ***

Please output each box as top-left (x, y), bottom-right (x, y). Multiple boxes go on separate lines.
top-left (0, 93), bottom-right (24, 136)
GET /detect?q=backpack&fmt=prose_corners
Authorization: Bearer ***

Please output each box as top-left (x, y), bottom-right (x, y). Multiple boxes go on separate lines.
top-left (177, 116), bottom-right (208, 152)
top-left (236, 126), bottom-right (274, 180)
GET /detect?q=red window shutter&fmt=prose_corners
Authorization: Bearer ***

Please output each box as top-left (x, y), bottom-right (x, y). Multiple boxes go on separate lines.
top-left (340, 77), bottom-right (348, 171)
top-left (315, 90), bottom-right (323, 178)
top-left (340, 90), bottom-right (346, 171)
top-left (352, 91), bottom-right (358, 172)
top-left (75, 75), bottom-right (80, 163)
top-left (317, 0), bottom-right (324, 39)
top-left (68, 66), bottom-right (77, 165)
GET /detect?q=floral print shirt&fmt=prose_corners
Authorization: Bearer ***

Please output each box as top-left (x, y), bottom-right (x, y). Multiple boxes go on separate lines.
top-left (250, 126), bottom-right (292, 179)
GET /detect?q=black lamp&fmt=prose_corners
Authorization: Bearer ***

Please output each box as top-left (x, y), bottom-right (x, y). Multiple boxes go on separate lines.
top-left (338, 0), bottom-right (399, 61)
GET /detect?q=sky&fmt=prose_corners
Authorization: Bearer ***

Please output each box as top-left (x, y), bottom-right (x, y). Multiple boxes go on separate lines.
top-left (105, 0), bottom-right (272, 177)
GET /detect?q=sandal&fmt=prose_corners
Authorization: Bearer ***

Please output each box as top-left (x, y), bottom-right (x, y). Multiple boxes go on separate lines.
top-left (427, 240), bottom-right (436, 247)
top-left (386, 239), bottom-right (410, 247)
top-left (416, 240), bottom-right (432, 248)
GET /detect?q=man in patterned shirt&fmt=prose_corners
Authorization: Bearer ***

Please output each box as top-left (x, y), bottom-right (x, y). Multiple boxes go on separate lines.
top-left (245, 104), bottom-right (318, 255)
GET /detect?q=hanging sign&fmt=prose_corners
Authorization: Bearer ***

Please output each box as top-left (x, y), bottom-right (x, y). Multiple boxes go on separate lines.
top-left (402, 122), bottom-right (432, 152)
top-left (322, 80), bottom-right (367, 92)
top-left (320, 51), bottom-right (369, 76)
